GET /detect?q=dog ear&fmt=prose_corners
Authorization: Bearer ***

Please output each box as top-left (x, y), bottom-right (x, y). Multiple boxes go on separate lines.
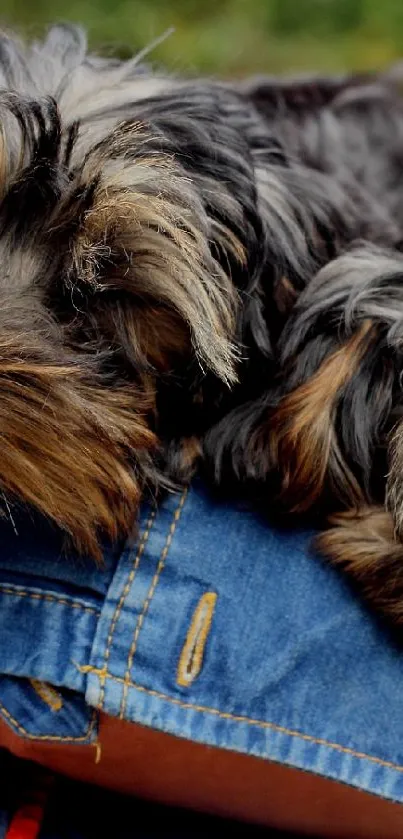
top-left (207, 245), bottom-right (403, 512)
top-left (204, 323), bottom-right (375, 507)
top-left (268, 321), bottom-right (377, 511)
top-left (55, 121), bottom-right (240, 385)
top-left (267, 245), bottom-right (403, 513)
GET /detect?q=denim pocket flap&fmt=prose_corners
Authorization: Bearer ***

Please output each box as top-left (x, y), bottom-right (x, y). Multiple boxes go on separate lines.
top-left (0, 675), bottom-right (97, 743)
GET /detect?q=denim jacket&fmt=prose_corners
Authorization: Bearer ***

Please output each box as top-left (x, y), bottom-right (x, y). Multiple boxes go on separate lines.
top-left (1, 481), bottom-right (403, 803)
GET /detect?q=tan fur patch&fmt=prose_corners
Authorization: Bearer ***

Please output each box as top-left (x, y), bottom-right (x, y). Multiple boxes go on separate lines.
top-left (318, 506), bottom-right (403, 625)
top-left (177, 436), bottom-right (203, 474)
top-left (270, 321), bottom-right (374, 511)
top-left (0, 344), bottom-right (156, 560)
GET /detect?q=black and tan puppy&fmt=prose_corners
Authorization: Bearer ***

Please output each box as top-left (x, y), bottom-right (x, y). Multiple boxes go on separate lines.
top-left (2, 24), bottom-right (403, 630)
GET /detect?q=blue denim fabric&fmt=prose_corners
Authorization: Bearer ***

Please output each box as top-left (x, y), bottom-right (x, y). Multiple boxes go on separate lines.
top-left (1, 481), bottom-right (403, 802)
top-left (0, 810), bottom-right (7, 839)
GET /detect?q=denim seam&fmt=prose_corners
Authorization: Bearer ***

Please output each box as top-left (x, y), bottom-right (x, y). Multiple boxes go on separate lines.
top-left (0, 700), bottom-right (97, 743)
top-left (79, 665), bottom-right (403, 774)
top-left (0, 584), bottom-right (99, 614)
top-left (98, 510), bottom-right (157, 710)
top-left (119, 489), bottom-right (188, 718)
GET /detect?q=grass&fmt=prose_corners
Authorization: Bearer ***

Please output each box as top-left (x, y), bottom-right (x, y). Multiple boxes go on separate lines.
top-left (1, 0), bottom-right (403, 76)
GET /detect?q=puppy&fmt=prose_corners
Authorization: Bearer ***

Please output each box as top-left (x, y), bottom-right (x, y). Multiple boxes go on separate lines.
top-left (1, 24), bottom-right (403, 631)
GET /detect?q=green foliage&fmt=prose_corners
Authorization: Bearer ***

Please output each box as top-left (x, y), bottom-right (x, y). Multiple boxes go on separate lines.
top-left (270, 0), bottom-right (364, 36)
top-left (2, 0), bottom-right (403, 75)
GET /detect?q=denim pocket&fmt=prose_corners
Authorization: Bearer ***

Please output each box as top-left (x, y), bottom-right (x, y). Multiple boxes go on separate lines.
top-left (0, 675), bottom-right (97, 743)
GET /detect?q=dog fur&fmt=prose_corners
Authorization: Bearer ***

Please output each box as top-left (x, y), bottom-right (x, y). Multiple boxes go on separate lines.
top-left (2, 24), bottom-right (403, 631)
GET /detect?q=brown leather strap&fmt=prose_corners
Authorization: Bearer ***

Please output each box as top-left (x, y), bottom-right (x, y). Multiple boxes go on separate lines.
top-left (2, 713), bottom-right (403, 839)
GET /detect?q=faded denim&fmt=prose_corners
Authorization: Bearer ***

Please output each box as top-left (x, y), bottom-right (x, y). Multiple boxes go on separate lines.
top-left (0, 481), bottom-right (403, 802)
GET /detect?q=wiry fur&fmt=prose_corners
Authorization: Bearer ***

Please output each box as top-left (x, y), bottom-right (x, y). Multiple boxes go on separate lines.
top-left (3, 25), bottom-right (403, 631)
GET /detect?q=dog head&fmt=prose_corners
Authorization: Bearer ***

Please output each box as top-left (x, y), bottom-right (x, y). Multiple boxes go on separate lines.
top-left (0, 29), bottom-right (245, 557)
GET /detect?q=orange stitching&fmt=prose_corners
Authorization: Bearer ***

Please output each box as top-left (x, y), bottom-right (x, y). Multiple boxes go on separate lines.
top-left (119, 490), bottom-right (188, 718)
top-left (177, 592), bottom-right (217, 687)
top-left (0, 699), bottom-right (97, 743)
top-left (0, 584), bottom-right (99, 614)
top-left (81, 665), bottom-right (403, 774)
top-left (99, 511), bottom-right (157, 709)
top-left (30, 679), bottom-right (63, 712)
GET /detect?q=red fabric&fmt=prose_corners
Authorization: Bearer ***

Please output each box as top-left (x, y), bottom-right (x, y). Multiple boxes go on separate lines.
top-left (6, 806), bottom-right (44, 839)
top-left (6, 773), bottom-right (53, 839)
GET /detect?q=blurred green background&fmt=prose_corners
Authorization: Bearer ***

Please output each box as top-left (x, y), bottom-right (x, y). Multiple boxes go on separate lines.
top-left (2, 0), bottom-right (403, 76)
